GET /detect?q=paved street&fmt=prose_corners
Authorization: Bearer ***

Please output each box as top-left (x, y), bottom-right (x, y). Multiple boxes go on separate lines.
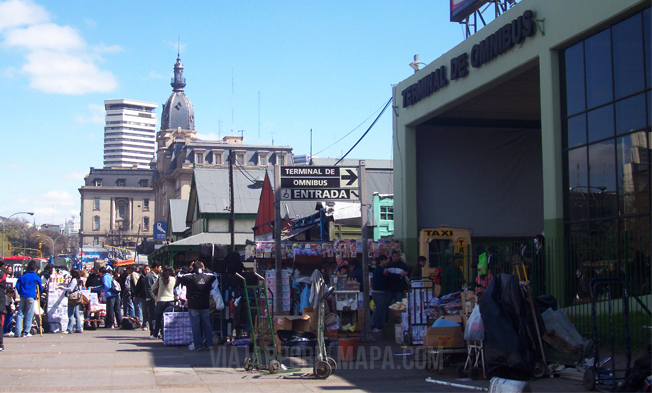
top-left (0, 329), bottom-right (587, 393)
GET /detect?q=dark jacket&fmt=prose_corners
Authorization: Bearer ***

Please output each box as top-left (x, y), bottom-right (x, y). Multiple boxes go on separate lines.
top-left (176, 269), bottom-right (216, 310)
top-left (386, 260), bottom-right (409, 292)
top-left (0, 269), bottom-right (6, 314)
top-left (372, 265), bottom-right (388, 292)
top-left (86, 273), bottom-right (102, 288)
top-left (145, 271), bottom-right (158, 300)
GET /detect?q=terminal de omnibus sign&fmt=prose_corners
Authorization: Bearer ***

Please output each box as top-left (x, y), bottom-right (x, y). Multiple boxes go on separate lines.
top-left (402, 9), bottom-right (537, 108)
top-left (280, 166), bottom-right (360, 200)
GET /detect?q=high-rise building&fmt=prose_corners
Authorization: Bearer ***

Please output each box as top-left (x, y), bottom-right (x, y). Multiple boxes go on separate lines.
top-left (103, 99), bottom-right (158, 169)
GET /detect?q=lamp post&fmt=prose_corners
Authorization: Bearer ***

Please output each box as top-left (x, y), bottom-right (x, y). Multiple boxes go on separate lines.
top-left (2, 212), bottom-right (34, 257)
top-left (18, 227), bottom-right (27, 255)
top-left (36, 233), bottom-right (62, 258)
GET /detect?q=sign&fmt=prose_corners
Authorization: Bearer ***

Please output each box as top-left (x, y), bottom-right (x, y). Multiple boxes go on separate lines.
top-left (153, 221), bottom-right (167, 240)
top-left (280, 166), bottom-right (360, 201)
top-left (402, 10), bottom-right (537, 108)
top-left (450, 0), bottom-right (488, 23)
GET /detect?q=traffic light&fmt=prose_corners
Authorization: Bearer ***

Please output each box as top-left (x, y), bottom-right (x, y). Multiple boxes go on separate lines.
top-left (102, 241), bottom-right (105, 247)
top-left (38, 242), bottom-right (42, 249)
top-left (7, 244), bottom-right (10, 250)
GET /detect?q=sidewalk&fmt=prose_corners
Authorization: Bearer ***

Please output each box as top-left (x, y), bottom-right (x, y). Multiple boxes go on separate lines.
top-left (0, 329), bottom-right (586, 392)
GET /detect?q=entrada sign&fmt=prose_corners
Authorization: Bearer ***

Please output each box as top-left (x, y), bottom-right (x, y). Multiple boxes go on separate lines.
top-left (402, 10), bottom-right (537, 108)
top-left (280, 165), bottom-right (360, 201)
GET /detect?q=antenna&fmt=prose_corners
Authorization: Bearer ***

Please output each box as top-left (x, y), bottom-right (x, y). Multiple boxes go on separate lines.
top-left (258, 91), bottom-right (261, 138)
top-left (271, 132), bottom-right (274, 145)
top-left (177, 35), bottom-right (180, 57)
top-left (310, 129), bottom-right (313, 163)
top-left (231, 68), bottom-right (234, 133)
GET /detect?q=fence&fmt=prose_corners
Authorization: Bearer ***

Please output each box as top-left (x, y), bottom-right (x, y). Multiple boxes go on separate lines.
top-left (431, 230), bottom-right (651, 352)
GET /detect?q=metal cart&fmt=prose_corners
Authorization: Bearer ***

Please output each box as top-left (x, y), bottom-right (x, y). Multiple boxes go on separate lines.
top-left (406, 278), bottom-right (436, 346)
top-left (583, 278), bottom-right (632, 392)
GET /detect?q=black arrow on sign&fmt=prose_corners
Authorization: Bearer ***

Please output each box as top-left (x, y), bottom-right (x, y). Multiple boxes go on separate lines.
top-left (341, 169), bottom-right (358, 186)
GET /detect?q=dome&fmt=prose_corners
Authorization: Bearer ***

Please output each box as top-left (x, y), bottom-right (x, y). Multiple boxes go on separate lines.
top-left (160, 55), bottom-right (195, 131)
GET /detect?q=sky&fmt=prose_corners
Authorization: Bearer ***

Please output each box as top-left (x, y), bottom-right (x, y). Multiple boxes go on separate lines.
top-left (0, 0), bottom-right (469, 227)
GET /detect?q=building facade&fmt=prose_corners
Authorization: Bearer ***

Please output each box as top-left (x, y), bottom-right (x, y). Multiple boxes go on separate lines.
top-left (79, 167), bottom-right (155, 247)
top-left (152, 55), bottom-right (293, 226)
top-left (393, 0), bottom-right (650, 302)
top-left (103, 99), bottom-right (158, 169)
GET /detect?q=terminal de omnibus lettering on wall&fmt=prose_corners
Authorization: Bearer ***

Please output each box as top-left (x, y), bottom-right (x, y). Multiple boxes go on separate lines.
top-left (402, 10), bottom-right (537, 108)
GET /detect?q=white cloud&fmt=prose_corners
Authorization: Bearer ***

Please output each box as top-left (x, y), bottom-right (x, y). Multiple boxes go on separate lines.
top-left (75, 103), bottom-right (104, 124)
top-left (0, 0), bottom-right (118, 95)
top-left (147, 70), bottom-right (165, 79)
top-left (0, 0), bottom-right (48, 31)
top-left (61, 170), bottom-right (88, 180)
top-left (33, 190), bottom-right (76, 206)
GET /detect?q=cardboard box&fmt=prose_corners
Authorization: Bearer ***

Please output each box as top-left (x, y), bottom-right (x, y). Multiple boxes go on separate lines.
top-left (423, 326), bottom-right (464, 348)
top-left (272, 315), bottom-right (312, 349)
top-left (302, 307), bottom-right (317, 331)
top-left (325, 328), bottom-right (338, 341)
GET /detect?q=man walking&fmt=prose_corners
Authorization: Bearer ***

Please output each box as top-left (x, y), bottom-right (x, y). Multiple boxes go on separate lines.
top-left (14, 260), bottom-right (43, 337)
top-left (386, 250), bottom-right (409, 303)
top-left (144, 263), bottom-right (160, 333)
top-left (93, 267), bottom-right (122, 328)
top-left (125, 265), bottom-right (141, 322)
top-left (176, 261), bottom-right (217, 351)
top-left (122, 266), bottom-right (136, 318)
top-left (135, 265), bottom-right (151, 330)
top-left (370, 254), bottom-right (390, 333)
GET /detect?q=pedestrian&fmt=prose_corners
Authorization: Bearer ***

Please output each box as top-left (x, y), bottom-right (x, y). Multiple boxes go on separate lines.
top-left (0, 260), bottom-right (6, 350)
top-left (410, 256), bottom-right (427, 279)
top-left (150, 266), bottom-right (176, 340)
top-left (440, 254), bottom-right (465, 297)
top-left (79, 270), bottom-right (87, 287)
top-left (14, 259), bottom-right (43, 337)
top-left (62, 268), bottom-right (83, 334)
top-left (532, 234), bottom-right (545, 296)
top-left (144, 263), bottom-right (160, 334)
top-left (125, 266), bottom-right (141, 322)
top-left (3, 288), bottom-right (15, 337)
top-left (135, 265), bottom-right (151, 330)
top-left (176, 261), bottom-right (217, 351)
top-left (86, 267), bottom-right (102, 288)
top-left (93, 267), bottom-right (122, 328)
top-left (386, 250), bottom-right (409, 303)
top-left (122, 266), bottom-right (136, 318)
top-left (370, 254), bottom-right (391, 333)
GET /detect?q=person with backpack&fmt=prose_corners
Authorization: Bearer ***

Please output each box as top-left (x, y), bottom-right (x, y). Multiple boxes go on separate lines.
top-left (93, 267), bottom-right (122, 328)
top-left (176, 261), bottom-right (217, 351)
top-left (150, 266), bottom-right (176, 340)
top-left (62, 268), bottom-right (83, 334)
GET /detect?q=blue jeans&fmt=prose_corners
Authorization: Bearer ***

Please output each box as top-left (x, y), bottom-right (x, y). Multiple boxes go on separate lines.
top-left (133, 298), bottom-right (143, 323)
top-left (152, 301), bottom-right (173, 339)
top-left (105, 296), bottom-right (122, 328)
top-left (3, 313), bottom-right (13, 334)
top-left (14, 297), bottom-right (35, 336)
top-left (370, 292), bottom-right (391, 330)
top-left (123, 296), bottom-right (135, 318)
top-left (67, 304), bottom-right (82, 333)
top-left (189, 308), bottom-right (213, 349)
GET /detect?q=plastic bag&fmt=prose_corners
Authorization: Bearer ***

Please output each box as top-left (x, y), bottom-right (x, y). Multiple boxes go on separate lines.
top-left (464, 305), bottom-right (484, 341)
top-left (210, 278), bottom-right (225, 311)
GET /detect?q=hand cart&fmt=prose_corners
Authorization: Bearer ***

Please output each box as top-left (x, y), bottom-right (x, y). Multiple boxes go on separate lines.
top-left (457, 340), bottom-right (485, 380)
top-left (514, 260), bottom-right (547, 378)
top-left (237, 272), bottom-right (298, 375)
top-left (583, 278), bottom-right (631, 392)
top-left (313, 284), bottom-right (337, 379)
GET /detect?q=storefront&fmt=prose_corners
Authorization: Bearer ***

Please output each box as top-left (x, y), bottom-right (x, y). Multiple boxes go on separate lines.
top-left (393, 0), bottom-right (651, 270)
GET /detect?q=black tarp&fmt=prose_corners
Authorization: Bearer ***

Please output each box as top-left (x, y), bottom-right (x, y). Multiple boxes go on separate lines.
top-left (479, 273), bottom-right (542, 378)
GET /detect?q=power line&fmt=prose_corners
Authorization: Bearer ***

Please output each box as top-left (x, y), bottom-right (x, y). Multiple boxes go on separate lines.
top-left (313, 100), bottom-right (389, 157)
top-left (335, 97), bottom-right (392, 166)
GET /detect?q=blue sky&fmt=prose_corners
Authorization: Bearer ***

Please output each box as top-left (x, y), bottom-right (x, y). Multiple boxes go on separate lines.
top-left (0, 0), bottom-right (467, 226)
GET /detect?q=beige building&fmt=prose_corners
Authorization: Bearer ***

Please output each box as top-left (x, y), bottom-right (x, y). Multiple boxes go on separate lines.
top-left (79, 167), bottom-right (155, 247)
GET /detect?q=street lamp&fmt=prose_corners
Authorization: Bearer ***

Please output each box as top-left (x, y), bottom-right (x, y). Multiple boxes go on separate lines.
top-left (36, 233), bottom-right (63, 258)
top-left (2, 212), bottom-right (34, 257)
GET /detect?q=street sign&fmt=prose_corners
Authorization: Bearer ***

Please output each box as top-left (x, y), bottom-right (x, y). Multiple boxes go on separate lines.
top-left (280, 166), bottom-right (360, 200)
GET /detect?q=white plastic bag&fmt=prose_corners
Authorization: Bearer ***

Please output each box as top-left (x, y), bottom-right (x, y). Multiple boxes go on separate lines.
top-left (464, 305), bottom-right (484, 342)
top-left (210, 276), bottom-right (225, 311)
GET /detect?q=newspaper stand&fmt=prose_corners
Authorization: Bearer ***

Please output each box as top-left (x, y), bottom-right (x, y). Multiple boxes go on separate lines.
top-left (406, 278), bottom-right (435, 346)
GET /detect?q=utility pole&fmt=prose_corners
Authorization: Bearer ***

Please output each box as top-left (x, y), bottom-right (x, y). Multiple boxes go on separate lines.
top-left (229, 149), bottom-right (235, 252)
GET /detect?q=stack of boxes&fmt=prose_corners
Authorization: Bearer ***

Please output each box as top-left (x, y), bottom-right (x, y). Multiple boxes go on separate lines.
top-left (265, 269), bottom-right (291, 313)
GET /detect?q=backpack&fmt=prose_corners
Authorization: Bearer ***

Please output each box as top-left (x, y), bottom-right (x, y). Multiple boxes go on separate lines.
top-left (112, 278), bottom-right (121, 293)
top-left (121, 317), bottom-right (141, 330)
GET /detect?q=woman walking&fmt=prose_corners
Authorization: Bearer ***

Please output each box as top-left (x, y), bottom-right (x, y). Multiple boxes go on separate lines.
top-left (150, 266), bottom-right (176, 340)
top-left (63, 268), bottom-right (83, 334)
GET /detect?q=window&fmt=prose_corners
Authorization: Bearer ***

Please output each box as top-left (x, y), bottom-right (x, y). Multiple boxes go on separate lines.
top-left (277, 154), bottom-right (285, 166)
top-left (143, 198), bottom-right (150, 211)
top-left (214, 153), bottom-right (222, 165)
top-left (259, 154), bottom-right (267, 166)
top-left (93, 216), bottom-right (100, 231)
top-left (118, 204), bottom-right (126, 219)
top-left (93, 198), bottom-right (100, 210)
top-left (117, 179), bottom-right (126, 187)
top-left (196, 152), bottom-right (204, 164)
top-left (562, 8), bottom-right (651, 242)
top-left (236, 154), bottom-right (244, 165)
top-left (93, 179), bottom-right (102, 187)
top-left (139, 179), bottom-right (148, 187)
top-left (380, 206), bottom-right (394, 221)
top-left (143, 216), bottom-right (150, 230)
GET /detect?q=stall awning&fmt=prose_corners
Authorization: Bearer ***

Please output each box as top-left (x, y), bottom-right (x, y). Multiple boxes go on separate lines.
top-left (281, 223), bottom-right (318, 240)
